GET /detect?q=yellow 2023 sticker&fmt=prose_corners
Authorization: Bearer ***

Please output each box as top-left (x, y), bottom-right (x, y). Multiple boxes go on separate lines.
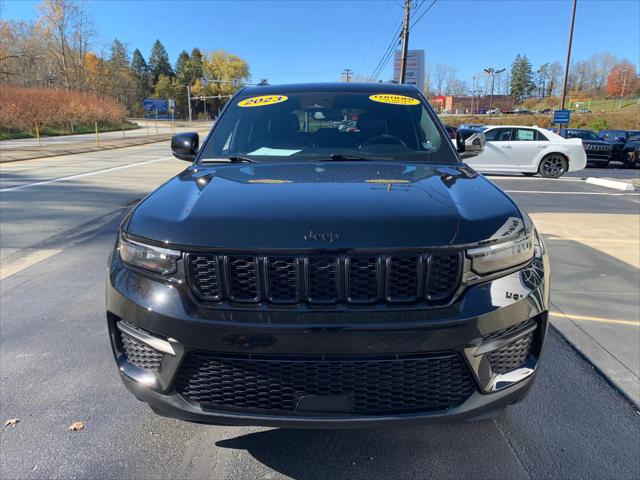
top-left (369, 94), bottom-right (420, 105)
top-left (237, 95), bottom-right (288, 107)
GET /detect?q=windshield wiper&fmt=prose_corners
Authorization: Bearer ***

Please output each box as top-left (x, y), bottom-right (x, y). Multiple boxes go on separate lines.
top-left (201, 156), bottom-right (257, 164)
top-left (326, 153), bottom-right (394, 162)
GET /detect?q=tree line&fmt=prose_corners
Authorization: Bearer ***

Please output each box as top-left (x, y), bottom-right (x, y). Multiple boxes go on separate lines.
top-left (0, 0), bottom-right (251, 118)
top-left (424, 52), bottom-right (638, 102)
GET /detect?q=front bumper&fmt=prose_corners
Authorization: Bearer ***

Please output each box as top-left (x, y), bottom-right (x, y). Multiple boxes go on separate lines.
top-left (107, 246), bottom-right (550, 428)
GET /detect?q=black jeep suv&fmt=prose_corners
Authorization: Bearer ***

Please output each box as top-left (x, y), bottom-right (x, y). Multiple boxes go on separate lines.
top-left (558, 128), bottom-right (613, 168)
top-left (107, 83), bottom-right (549, 428)
top-left (598, 130), bottom-right (640, 168)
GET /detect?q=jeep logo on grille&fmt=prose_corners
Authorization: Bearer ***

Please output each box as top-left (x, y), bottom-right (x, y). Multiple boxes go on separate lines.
top-left (304, 230), bottom-right (340, 243)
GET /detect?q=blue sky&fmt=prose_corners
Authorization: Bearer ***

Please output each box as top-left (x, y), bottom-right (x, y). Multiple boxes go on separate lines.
top-left (3, 0), bottom-right (639, 86)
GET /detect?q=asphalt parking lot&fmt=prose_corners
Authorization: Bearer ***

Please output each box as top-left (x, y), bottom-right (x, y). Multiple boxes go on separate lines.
top-left (1, 142), bottom-right (639, 479)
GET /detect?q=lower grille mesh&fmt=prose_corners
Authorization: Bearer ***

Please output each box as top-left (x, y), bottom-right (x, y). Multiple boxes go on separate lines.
top-left (487, 334), bottom-right (533, 374)
top-left (176, 352), bottom-right (476, 415)
top-left (121, 333), bottom-right (163, 373)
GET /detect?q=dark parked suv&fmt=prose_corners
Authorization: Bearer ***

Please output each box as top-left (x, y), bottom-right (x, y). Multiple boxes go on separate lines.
top-left (107, 83), bottom-right (549, 428)
top-left (598, 130), bottom-right (640, 168)
top-left (558, 128), bottom-right (613, 168)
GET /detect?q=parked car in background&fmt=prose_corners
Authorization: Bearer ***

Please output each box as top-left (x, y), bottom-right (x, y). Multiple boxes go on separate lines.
top-left (444, 125), bottom-right (457, 139)
top-left (466, 125), bottom-right (587, 178)
top-left (598, 130), bottom-right (640, 168)
top-left (486, 108), bottom-right (501, 115)
top-left (558, 128), bottom-right (613, 168)
top-left (458, 123), bottom-right (485, 131)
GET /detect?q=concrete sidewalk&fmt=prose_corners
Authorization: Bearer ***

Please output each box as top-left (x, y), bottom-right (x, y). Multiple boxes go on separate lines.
top-left (531, 213), bottom-right (640, 407)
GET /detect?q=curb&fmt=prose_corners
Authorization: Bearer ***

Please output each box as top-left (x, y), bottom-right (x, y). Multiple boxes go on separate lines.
top-left (585, 177), bottom-right (636, 191)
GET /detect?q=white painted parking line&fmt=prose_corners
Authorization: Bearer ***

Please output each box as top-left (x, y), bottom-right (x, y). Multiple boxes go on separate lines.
top-left (0, 156), bottom-right (173, 192)
top-left (506, 189), bottom-right (639, 196)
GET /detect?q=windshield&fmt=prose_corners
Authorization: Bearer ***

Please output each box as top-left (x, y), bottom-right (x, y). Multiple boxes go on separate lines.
top-left (565, 130), bottom-right (599, 140)
top-left (198, 91), bottom-right (456, 163)
top-left (628, 132), bottom-right (640, 141)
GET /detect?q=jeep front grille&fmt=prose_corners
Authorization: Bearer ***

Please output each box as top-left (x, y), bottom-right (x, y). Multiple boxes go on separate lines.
top-left (186, 251), bottom-right (462, 306)
top-left (176, 351), bottom-right (476, 415)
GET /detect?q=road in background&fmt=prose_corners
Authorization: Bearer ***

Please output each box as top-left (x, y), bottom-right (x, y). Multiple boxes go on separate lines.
top-left (1, 145), bottom-right (639, 478)
top-left (0, 120), bottom-right (211, 149)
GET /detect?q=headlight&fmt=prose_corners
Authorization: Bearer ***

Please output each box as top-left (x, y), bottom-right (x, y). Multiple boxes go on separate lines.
top-left (119, 235), bottom-right (180, 275)
top-left (467, 230), bottom-right (535, 275)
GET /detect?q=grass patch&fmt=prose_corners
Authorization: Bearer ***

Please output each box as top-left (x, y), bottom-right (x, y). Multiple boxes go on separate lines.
top-left (0, 121), bottom-right (140, 141)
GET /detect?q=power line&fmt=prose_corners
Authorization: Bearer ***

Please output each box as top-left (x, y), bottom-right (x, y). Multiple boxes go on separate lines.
top-left (342, 68), bottom-right (353, 82)
top-left (410, 0), bottom-right (438, 29)
top-left (359, 0), bottom-right (389, 68)
top-left (370, 22), bottom-right (403, 80)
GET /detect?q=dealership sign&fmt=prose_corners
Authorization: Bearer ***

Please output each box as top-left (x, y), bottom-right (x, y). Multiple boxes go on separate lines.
top-left (393, 49), bottom-right (425, 90)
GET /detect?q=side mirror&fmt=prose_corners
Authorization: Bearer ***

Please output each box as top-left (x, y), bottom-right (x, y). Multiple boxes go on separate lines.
top-left (456, 128), bottom-right (486, 158)
top-left (171, 132), bottom-right (199, 161)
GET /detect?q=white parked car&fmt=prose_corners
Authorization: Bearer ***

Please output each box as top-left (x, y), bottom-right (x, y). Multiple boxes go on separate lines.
top-left (466, 125), bottom-right (587, 178)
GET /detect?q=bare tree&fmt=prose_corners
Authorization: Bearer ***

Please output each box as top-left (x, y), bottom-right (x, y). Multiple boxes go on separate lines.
top-left (544, 62), bottom-right (563, 96)
top-left (37, 0), bottom-right (93, 91)
top-left (445, 78), bottom-right (467, 95)
top-left (432, 64), bottom-right (456, 95)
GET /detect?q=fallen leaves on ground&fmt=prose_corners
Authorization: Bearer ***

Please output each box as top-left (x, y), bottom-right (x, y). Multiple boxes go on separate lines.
top-left (4, 418), bottom-right (20, 427)
top-left (68, 421), bottom-right (85, 431)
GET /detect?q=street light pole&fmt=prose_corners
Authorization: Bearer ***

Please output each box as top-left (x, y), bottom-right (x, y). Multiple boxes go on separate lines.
top-left (399, 0), bottom-right (411, 84)
top-left (484, 67), bottom-right (505, 113)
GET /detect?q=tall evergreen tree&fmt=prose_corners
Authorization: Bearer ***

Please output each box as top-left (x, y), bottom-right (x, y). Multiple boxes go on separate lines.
top-left (149, 39), bottom-right (173, 83)
top-left (131, 49), bottom-right (148, 79)
top-left (175, 50), bottom-right (190, 82)
top-left (187, 48), bottom-right (204, 84)
top-left (131, 48), bottom-right (151, 109)
top-left (109, 39), bottom-right (129, 68)
top-left (510, 54), bottom-right (535, 101)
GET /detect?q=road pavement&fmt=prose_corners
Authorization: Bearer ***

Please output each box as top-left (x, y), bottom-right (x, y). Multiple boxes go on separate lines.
top-left (0, 120), bottom-right (211, 149)
top-left (1, 145), bottom-right (639, 479)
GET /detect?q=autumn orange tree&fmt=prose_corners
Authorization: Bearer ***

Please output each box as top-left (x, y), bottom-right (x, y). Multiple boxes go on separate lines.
top-left (606, 62), bottom-right (638, 97)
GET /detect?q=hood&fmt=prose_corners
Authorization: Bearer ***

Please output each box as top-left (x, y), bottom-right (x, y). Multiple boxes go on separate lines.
top-left (126, 162), bottom-right (522, 250)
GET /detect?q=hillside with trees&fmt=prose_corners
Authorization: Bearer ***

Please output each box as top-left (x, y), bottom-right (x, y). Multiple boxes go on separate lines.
top-left (0, 0), bottom-right (251, 137)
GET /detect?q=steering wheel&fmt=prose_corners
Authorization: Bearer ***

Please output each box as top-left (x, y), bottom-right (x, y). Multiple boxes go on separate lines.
top-left (359, 134), bottom-right (408, 149)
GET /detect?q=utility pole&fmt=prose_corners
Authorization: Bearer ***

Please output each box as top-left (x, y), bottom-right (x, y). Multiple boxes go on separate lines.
top-left (342, 69), bottom-right (353, 82)
top-left (399, 0), bottom-right (412, 84)
top-left (471, 76), bottom-right (476, 114)
top-left (187, 85), bottom-right (193, 123)
top-left (560, 0), bottom-right (577, 111)
top-left (619, 66), bottom-right (630, 109)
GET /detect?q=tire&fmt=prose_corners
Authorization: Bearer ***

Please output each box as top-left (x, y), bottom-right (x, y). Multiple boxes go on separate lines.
top-left (539, 154), bottom-right (568, 178)
top-left (522, 172), bottom-right (537, 176)
top-left (623, 152), bottom-right (636, 169)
